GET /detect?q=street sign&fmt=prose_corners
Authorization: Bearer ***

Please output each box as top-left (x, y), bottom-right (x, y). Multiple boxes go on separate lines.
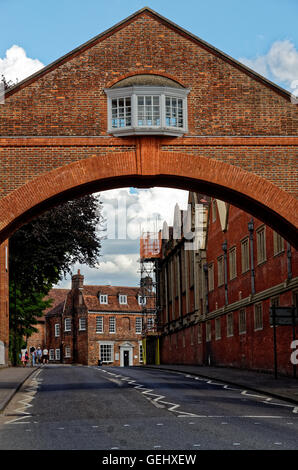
top-left (270, 305), bottom-right (297, 379)
top-left (270, 307), bottom-right (298, 326)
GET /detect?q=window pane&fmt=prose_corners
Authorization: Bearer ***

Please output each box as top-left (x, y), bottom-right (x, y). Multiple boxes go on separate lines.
top-left (165, 96), bottom-right (184, 128)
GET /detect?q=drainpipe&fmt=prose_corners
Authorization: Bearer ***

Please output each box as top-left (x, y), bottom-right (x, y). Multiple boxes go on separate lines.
top-left (287, 242), bottom-right (292, 280)
top-left (222, 240), bottom-right (228, 305)
top-left (203, 263), bottom-right (209, 314)
top-left (248, 219), bottom-right (255, 295)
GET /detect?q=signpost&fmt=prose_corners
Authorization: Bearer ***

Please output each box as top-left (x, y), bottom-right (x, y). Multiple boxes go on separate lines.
top-left (270, 306), bottom-right (298, 379)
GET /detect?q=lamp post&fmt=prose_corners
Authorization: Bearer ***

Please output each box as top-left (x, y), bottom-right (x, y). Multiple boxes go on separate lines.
top-left (222, 241), bottom-right (228, 306)
top-left (203, 263), bottom-right (209, 314)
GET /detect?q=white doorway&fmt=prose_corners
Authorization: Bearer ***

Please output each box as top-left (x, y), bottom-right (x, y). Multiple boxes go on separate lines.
top-left (120, 342), bottom-right (134, 367)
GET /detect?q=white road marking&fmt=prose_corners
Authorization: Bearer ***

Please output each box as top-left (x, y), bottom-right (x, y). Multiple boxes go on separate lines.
top-left (207, 380), bottom-right (224, 386)
top-left (5, 369), bottom-right (43, 424)
top-left (97, 368), bottom-right (298, 419)
top-left (98, 369), bottom-right (201, 418)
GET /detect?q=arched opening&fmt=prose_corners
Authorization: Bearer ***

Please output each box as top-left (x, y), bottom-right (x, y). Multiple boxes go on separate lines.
top-left (0, 151), bottom-right (296, 248)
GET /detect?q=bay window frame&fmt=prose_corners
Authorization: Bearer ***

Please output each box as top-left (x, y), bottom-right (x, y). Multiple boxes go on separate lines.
top-left (105, 86), bottom-right (189, 136)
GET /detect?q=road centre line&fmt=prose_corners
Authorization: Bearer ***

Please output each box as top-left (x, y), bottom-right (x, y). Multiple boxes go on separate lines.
top-left (96, 367), bottom-right (298, 417)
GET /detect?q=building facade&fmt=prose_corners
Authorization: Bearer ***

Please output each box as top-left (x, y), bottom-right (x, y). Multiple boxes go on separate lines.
top-left (0, 7), bottom-right (297, 366)
top-left (45, 271), bottom-right (155, 366)
top-left (158, 194), bottom-right (298, 376)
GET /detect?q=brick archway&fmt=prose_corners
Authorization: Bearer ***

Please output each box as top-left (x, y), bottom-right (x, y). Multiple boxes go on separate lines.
top-left (0, 148), bottom-right (297, 248)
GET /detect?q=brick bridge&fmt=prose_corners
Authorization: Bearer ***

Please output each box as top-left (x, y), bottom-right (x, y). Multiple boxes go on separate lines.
top-left (0, 8), bottom-right (297, 364)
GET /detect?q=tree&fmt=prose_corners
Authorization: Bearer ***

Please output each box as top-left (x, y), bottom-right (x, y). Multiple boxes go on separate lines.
top-left (9, 194), bottom-right (104, 364)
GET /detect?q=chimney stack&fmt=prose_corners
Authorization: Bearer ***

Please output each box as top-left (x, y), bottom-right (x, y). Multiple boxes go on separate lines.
top-left (72, 269), bottom-right (84, 289)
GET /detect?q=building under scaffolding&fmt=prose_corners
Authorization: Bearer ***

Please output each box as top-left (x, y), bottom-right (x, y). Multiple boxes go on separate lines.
top-left (139, 231), bottom-right (162, 365)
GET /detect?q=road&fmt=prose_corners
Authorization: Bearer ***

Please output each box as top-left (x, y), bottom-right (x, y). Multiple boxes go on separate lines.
top-left (0, 364), bottom-right (298, 450)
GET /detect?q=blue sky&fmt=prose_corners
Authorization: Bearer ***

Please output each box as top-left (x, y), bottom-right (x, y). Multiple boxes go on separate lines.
top-left (1, 0), bottom-right (297, 288)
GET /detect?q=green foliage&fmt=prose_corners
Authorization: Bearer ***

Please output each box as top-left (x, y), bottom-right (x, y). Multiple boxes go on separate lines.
top-left (9, 194), bottom-right (104, 364)
top-left (9, 282), bottom-right (53, 364)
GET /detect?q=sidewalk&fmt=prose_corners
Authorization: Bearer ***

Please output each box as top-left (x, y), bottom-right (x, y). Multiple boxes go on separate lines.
top-left (0, 366), bottom-right (39, 412)
top-left (143, 364), bottom-right (298, 405)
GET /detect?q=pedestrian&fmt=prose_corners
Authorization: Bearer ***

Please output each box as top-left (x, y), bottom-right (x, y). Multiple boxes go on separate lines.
top-left (30, 346), bottom-right (36, 367)
top-left (36, 346), bottom-right (42, 364)
top-left (20, 346), bottom-right (29, 367)
top-left (42, 347), bottom-right (49, 364)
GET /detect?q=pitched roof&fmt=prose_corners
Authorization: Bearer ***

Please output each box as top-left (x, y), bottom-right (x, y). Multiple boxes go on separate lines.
top-left (5, 7), bottom-right (291, 101)
top-left (44, 284), bottom-right (154, 316)
top-left (43, 288), bottom-right (69, 319)
top-left (83, 285), bottom-right (151, 312)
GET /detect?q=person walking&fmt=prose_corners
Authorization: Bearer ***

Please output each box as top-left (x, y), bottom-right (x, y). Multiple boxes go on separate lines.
top-left (42, 347), bottom-right (49, 364)
top-left (36, 346), bottom-right (42, 364)
top-left (20, 347), bottom-right (29, 367)
top-left (29, 346), bottom-right (36, 367)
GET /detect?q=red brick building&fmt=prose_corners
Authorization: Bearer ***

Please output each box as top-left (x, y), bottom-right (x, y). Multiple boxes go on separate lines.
top-left (45, 270), bottom-right (155, 366)
top-left (0, 7), bottom-right (297, 365)
top-left (158, 193), bottom-right (298, 376)
top-left (27, 288), bottom-right (69, 353)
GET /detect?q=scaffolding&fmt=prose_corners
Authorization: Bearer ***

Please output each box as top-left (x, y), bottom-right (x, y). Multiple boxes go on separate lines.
top-left (139, 231), bottom-right (162, 337)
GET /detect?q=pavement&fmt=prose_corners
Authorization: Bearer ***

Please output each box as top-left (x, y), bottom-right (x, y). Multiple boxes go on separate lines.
top-left (0, 362), bottom-right (297, 413)
top-left (0, 365), bottom-right (40, 412)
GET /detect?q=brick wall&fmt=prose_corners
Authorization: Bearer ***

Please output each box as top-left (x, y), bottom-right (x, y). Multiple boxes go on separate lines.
top-left (0, 9), bottom-right (297, 365)
top-left (159, 197), bottom-right (298, 376)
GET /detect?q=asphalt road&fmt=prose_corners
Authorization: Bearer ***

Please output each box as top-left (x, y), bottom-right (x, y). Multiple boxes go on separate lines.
top-left (0, 364), bottom-right (298, 450)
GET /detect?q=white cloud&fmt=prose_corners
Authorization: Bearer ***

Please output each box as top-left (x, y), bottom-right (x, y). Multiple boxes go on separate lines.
top-left (0, 45), bottom-right (44, 84)
top-left (100, 187), bottom-right (189, 241)
top-left (96, 254), bottom-right (139, 275)
top-left (56, 187), bottom-right (189, 288)
top-left (239, 40), bottom-right (298, 91)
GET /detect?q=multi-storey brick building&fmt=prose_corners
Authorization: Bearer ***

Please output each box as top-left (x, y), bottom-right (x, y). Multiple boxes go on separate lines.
top-left (158, 193), bottom-right (298, 376)
top-left (45, 270), bottom-right (155, 366)
top-left (0, 7), bottom-right (297, 366)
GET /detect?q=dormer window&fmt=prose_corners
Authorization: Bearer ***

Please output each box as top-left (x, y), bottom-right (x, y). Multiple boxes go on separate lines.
top-left (105, 75), bottom-right (189, 137)
top-left (119, 294), bottom-right (127, 305)
top-left (99, 294), bottom-right (108, 304)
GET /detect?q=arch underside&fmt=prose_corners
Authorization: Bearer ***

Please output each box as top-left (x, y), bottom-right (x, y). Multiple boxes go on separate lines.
top-left (0, 151), bottom-right (297, 248)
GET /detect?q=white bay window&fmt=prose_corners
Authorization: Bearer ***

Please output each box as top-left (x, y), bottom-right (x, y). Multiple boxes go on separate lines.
top-left (105, 85), bottom-right (189, 136)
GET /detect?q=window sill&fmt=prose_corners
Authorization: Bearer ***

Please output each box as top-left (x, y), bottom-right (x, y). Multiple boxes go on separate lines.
top-left (108, 127), bottom-right (186, 137)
